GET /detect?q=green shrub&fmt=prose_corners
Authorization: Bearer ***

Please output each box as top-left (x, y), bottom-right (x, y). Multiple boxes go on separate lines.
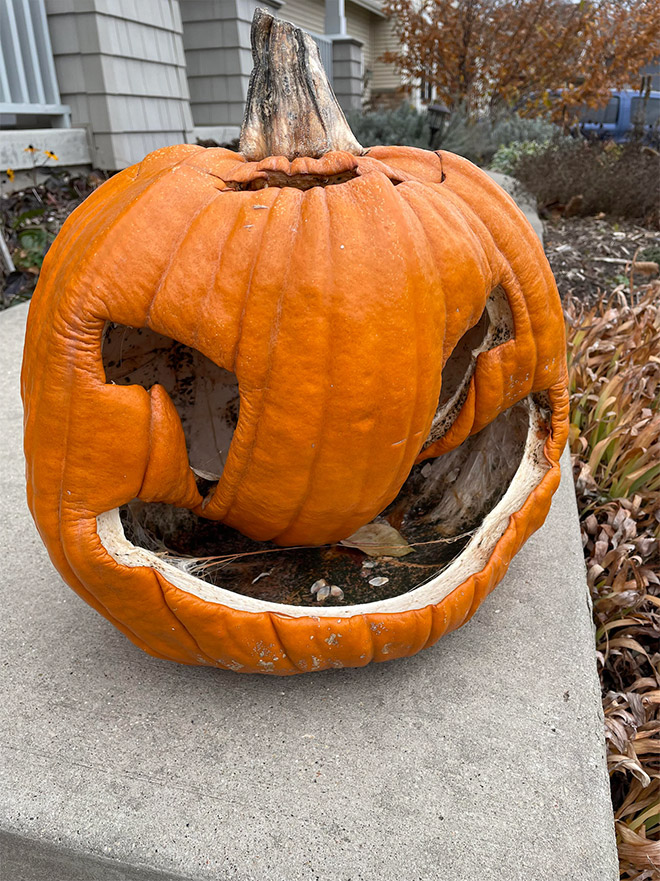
top-left (346, 103), bottom-right (562, 165)
top-left (345, 103), bottom-right (431, 149)
top-left (491, 140), bottom-right (551, 174)
top-left (440, 108), bottom-right (560, 165)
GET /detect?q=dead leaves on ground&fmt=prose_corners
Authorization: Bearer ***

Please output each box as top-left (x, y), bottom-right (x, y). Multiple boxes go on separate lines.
top-left (566, 283), bottom-right (660, 878)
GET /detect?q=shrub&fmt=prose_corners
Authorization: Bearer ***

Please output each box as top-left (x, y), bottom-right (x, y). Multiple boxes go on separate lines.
top-left (491, 140), bottom-right (551, 174)
top-left (509, 139), bottom-right (660, 226)
top-left (440, 108), bottom-right (560, 165)
top-left (346, 103), bottom-right (561, 165)
top-left (566, 284), bottom-right (660, 877)
top-left (346, 103), bottom-right (431, 149)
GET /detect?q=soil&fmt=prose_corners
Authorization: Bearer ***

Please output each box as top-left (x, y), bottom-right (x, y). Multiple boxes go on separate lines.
top-left (544, 215), bottom-right (660, 304)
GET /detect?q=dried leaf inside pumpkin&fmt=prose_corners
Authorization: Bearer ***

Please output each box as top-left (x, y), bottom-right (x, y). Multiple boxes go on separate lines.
top-left (340, 522), bottom-right (414, 558)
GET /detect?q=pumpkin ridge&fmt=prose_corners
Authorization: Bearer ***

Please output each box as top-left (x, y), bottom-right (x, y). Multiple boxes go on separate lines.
top-left (350, 184), bottom-right (423, 513)
top-left (274, 184), bottom-right (372, 541)
top-left (342, 178), bottom-right (422, 524)
top-left (387, 186), bottom-right (444, 478)
top-left (144, 190), bottom-right (224, 330)
top-left (229, 188), bottom-right (287, 370)
top-left (64, 510), bottom-right (212, 664)
top-left (191, 194), bottom-right (256, 353)
top-left (48, 161), bottom-right (203, 333)
top-left (212, 189), bottom-right (305, 528)
top-left (154, 570), bottom-right (223, 666)
top-left (395, 182), bottom-right (492, 452)
top-left (294, 176), bottom-right (425, 539)
top-left (270, 187), bottom-right (334, 542)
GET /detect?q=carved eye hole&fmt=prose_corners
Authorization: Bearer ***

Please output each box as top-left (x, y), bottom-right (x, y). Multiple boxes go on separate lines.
top-left (422, 285), bottom-right (514, 450)
top-left (102, 324), bottom-right (239, 486)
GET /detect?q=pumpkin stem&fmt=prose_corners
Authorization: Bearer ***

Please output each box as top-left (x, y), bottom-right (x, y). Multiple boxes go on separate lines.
top-left (239, 9), bottom-right (363, 161)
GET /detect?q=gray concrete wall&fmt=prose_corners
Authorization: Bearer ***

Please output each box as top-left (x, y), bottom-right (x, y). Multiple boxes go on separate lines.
top-left (46, 0), bottom-right (193, 169)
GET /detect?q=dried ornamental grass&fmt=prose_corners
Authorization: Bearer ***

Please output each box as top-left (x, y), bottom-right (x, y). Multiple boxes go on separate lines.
top-left (566, 283), bottom-right (660, 879)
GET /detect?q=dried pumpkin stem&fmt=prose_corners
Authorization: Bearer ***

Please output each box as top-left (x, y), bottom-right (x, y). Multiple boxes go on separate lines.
top-left (239, 8), bottom-right (363, 161)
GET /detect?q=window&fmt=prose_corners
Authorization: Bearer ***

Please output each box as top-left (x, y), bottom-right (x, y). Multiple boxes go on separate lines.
top-left (420, 78), bottom-right (434, 104)
top-left (579, 97), bottom-right (620, 125)
top-left (631, 97), bottom-right (660, 127)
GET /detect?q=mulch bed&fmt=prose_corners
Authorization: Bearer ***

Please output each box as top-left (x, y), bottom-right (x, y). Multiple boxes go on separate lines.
top-left (545, 215), bottom-right (660, 304)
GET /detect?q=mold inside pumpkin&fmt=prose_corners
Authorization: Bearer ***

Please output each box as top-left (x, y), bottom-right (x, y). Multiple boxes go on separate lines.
top-left (21, 10), bottom-right (568, 674)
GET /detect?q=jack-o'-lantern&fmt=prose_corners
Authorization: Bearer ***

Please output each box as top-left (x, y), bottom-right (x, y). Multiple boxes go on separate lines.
top-left (21, 10), bottom-right (568, 674)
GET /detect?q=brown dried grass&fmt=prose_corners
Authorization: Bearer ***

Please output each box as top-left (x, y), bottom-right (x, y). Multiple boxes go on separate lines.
top-left (566, 281), bottom-right (660, 879)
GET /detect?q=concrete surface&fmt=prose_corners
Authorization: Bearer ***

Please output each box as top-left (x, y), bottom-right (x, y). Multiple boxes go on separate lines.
top-left (0, 130), bottom-right (90, 172)
top-left (1, 298), bottom-right (617, 881)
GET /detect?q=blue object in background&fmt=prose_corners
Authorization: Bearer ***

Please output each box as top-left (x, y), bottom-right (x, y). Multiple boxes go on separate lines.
top-left (578, 89), bottom-right (660, 145)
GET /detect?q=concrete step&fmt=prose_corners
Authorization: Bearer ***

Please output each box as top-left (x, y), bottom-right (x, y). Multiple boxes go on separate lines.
top-left (1, 290), bottom-right (617, 880)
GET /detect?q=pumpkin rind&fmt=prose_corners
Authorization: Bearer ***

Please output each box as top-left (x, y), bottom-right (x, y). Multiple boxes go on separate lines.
top-left (22, 141), bottom-right (568, 674)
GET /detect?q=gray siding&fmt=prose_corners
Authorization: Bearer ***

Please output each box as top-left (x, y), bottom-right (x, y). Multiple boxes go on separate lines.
top-left (47, 0), bottom-right (193, 169)
top-left (279, 0), bottom-right (324, 33)
top-left (372, 15), bottom-right (400, 95)
top-left (182, 0), bottom-right (280, 134)
top-left (345, 1), bottom-right (372, 100)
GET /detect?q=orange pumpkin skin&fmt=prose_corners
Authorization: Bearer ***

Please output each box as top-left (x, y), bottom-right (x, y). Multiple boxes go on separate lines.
top-left (21, 143), bottom-right (568, 673)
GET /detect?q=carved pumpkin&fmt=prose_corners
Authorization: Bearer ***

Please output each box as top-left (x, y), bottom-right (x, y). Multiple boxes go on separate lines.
top-left (21, 11), bottom-right (568, 674)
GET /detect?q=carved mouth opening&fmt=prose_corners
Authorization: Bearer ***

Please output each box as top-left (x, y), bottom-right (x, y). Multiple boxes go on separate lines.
top-left (97, 397), bottom-right (550, 613)
top-left (99, 293), bottom-right (549, 614)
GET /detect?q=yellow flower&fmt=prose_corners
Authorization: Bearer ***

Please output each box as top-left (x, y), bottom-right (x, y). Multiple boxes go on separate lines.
top-left (6, 168), bottom-right (15, 182)
top-left (24, 145), bottom-right (37, 154)
top-left (43, 150), bottom-right (59, 161)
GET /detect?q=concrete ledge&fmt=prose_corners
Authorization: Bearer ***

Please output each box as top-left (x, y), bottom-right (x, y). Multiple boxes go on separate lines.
top-left (0, 128), bottom-right (91, 170)
top-left (0, 293), bottom-right (618, 879)
top-left (0, 128), bottom-right (92, 194)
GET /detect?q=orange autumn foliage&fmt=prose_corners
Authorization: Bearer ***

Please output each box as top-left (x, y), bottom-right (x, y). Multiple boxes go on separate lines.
top-left (382, 0), bottom-right (660, 119)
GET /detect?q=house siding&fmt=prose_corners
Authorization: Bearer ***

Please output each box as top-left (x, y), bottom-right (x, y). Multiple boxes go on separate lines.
top-left (182, 0), bottom-right (280, 137)
top-left (345, 1), bottom-right (372, 100)
top-left (46, 0), bottom-right (193, 169)
top-left (40, 0), bottom-right (406, 157)
top-left (372, 16), bottom-right (400, 97)
top-left (279, 0), bottom-right (325, 35)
